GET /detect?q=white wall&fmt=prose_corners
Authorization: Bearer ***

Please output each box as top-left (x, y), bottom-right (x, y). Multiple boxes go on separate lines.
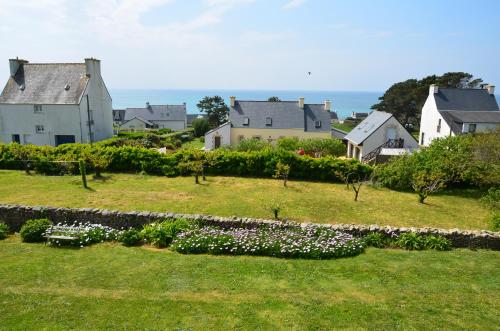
top-left (418, 95), bottom-right (452, 146)
top-left (462, 122), bottom-right (499, 133)
top-left (205, 122), bottom-right (231, 150)
top-left (0, 104), bottom-right (84, 145)
top-left (152, 120), bottom-right (186, 131)
top-left (119, 118), bottom-right (147, 131)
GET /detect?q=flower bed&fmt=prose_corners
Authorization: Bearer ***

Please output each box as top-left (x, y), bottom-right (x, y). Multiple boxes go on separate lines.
top-left (44, 222), bottom-right (122, 247)
top-left (171, 225), bottom-right (364, 259)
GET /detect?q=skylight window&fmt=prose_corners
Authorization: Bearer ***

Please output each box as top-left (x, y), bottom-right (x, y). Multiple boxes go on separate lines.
top-left (266, 117), bottom-right (272, 126)
top-left (243, 117), bottom-right (250, 125)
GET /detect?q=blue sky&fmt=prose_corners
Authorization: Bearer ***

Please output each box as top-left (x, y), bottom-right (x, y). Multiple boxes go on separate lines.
top-left (0, 0), bottom-right (499, 91)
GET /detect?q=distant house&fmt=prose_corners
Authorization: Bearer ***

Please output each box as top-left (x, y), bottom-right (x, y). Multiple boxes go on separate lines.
top-left (0, 58), bottom-right (113, 146)
top-left (344, 111), bottom-right (418, 163)
top-left (419, 84), bottom-right (500, 146)
top-left (187, 114), bottom-right (208, 126)
top-left (205, 97), bottom-right (332, 150)
top-left (352, 112), bottom-right (369, 120)
top-left (113, 102), bottom-right (187, 131)
top-left (330, 111), bottom-right (339, 124)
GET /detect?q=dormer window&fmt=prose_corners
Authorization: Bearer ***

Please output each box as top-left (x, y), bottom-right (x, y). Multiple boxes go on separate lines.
top-left (243, 117), bottom-right (250, 126)
top-left (34, 105), bottom-right (42, 113)
top-left (315, 120), bottom-right (322, 128)
top-left (265, 117), bottom-right (272, 126)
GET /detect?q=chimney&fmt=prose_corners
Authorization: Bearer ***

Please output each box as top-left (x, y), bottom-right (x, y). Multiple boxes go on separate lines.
top-left (298, 97), bottom-right (305, 109)
top-left (429, 84), bottom-right (439, 94)
top-left (85, 58), bottom-right (101, 78)
top-left (229, 96), bottom-right (236, 108)
top-left (486, 85), bottom-right (495, 95)
top-left (324, 100), bottom-right (332, 111)
top-left (146, 101), bottom-right (152, 110)
top-left (9, 58), bottom-right (28, 77)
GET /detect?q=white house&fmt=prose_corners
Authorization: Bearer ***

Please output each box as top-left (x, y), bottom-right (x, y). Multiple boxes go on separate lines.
top-left (344, 111), bottom-right (418, 163)
top-left (419, 84), bottom-right (500, 146)
top-left (113, 103), bottom-right (186, 131)
top-left (205, 97), bottom-right (332, 150)
top-left (0, 58), bottom-right (113, 146)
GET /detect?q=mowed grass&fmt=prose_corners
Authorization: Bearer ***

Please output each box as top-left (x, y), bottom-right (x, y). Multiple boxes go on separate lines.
top-left (0, 170), bottom-right (490, 230)
top-left (0, 236), bottom-right (498, 330)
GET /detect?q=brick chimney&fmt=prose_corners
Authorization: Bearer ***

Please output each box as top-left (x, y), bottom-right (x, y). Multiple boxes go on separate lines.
top-left (324, 100), bottom-right (331, 111)
top-left (429, 84), bottom-right (439, 94)
top-left (298, 97), bottom-right (304, 109)
top-left (9, 58), bottom-right (28, 77)
top-left (85, 58), bottom-right (101, 78)
top-left (230, 96), bottom-right (236, 108)
top-left (486, 85), bottom-right (495, 95)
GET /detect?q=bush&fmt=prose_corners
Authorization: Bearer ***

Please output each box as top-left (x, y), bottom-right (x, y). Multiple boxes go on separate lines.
top-left (362, 232), bottom-right (390, 248)
top-left (424, 235), bottom-right (452, 251)
top-left (236, 138), bottom-right (272, 152)
top-left (192, 118), bottom-right (210, 137)
top-left (481, 187), bottom-right (500, 211)
top-left (20, 218), bottom-right (52, 243)
top-left (395, 232), bottom-right (425, 250)
top-left (44, 223), bottom-right (122, 247)
top-left (119, 228), bottom-right (143, 246)
top-left (491, 213), bottom-right (500, 232)
top-left (141, 219), bottom-right (190, 248)
top-left (0, 222), bottom-right (9, 240)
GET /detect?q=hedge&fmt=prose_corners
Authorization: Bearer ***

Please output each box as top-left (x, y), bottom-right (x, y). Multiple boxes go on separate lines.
top-left (0, 143), bottom-right (372, 182)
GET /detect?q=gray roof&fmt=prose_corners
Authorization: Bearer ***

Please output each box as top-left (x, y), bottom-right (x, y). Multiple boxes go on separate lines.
top-left (330, 111), bottom-right (338, 120)
top-left (344, 111), bottom-right (393, 145)
top-left (440, 110), bottom-right (500, 135)
top-left (0, 63), bottom-right (88, 104)
top-left (122, 104), bottom-right (186, 122)
top-left (434, 88), bottom-right (499, 111)
top-left (229, 100), bottom-right (331, 132)
top-left (121, 116), bottom-right (154, 126)
top-left (331, 127), bottom-right (347, 139)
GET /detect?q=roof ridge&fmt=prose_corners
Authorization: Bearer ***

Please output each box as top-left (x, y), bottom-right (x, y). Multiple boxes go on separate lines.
top-left (24, 63), bottom-right (85, 65)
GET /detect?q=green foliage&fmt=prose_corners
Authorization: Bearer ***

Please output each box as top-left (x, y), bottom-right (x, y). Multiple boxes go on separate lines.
top-left (119, 228), bottom-right (143, 246)
top-left (424, 235), bottom-right (452, 251)
top-left (273, 161), bottom-right (290, 186)
top-left (20, 218), bottom-right (52, 243)
top-left (396, 232), bottom-right (425, 250)
top-left (362, 232), bottom-right (390, 248)
top-left (372, 72), bottom-right (483, 128)
top-left (276, 137), bottom-right (300, 151)
top-left (268, 200), bottom-right (283, 219)
top-left (480, 187), bottom-right (500, 211)
top-left (140, 219), bottom-right (190, 248)
top-left (197, 96), bottom-right (229, 127)
top-left (236, 138), bottom-right (272, 151)
top-left (491, 213), bottom-right (500, 232)
top-left (192, 118), bottom-right (211, 137)
top-left (0, 221), bottom-right (9, 240)
top-left (267, 96), bottom-right (281, 102)
top-left (276, 137), bottom-right (346, 157)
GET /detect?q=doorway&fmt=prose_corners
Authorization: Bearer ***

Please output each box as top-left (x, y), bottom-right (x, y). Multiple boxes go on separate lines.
top-left (214, 136), bottom-right (221, 149)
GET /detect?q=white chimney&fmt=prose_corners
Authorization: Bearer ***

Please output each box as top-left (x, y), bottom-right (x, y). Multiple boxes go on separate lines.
top-left (486, 85), bottom-right (495, 95)
top-left (9, 58), bottom-right (28, 77)
top-left (429, 84), bottom-right (439, 94)
top-left (298, 97), bottom-right (305, 109)
top-left (229, 96), bottom-right (236, 108)
top-left (85, 58), bottom-right (101, 78)
top-left (324, 100), bottom-right (332, 111)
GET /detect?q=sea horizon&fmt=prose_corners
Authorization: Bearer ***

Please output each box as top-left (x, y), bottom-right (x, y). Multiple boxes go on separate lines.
top-left (110, 89), bottom-right (383, 120)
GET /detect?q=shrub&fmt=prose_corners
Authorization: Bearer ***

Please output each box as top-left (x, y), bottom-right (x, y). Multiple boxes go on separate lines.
top-left (141, 219), bottom-right (190, 248)
top-left (424, 235), bottom-right (452, 251)
top-left (395, 232), bottom-right (425, 250)
top-left (0, 222), bottom-right (9, 240)
top-left (44, 223), bottom-right (122, 247)
top-left (192, 118), bottom-right (210, 137)
top-left (119, 228), bottom-right (143, 246)
top-left (20, 218), bottom-right (52, 243)
top-left (236, 138), bottom-right (272, 152)
top-left (362, 232), bottom-right (390, 248)
top-left (172, 225), bottom-right (364, 259)
top-left (491, 212), bottom-right (500, 232)
top-left (481, 187), bottom-right (500, 211)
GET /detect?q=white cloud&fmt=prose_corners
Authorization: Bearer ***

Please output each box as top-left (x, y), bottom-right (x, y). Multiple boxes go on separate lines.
top-left (282, 0), bottom-right (306, 10)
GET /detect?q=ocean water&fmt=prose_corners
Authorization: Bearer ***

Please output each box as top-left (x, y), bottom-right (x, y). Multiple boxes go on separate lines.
top-left (109, 89), bottom-right (382, 120)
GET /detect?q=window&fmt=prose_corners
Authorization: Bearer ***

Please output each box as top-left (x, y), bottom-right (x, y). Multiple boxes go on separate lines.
top-left (315, 120), bottom-right (322, 128)
top-left (468, 123), bottom-right (477, 133)
top-left (11, 134), bottom-right (20, 143)
top-left (243, 117), bottom-right (250, 125)
top-left (437, 119), bottom-right (441, 133)
top-left (34, 105), bottom-right (42, 113)
top-left (35, 125), bottom-right (44, 133)
top-left (265, 117), bottom-right (272, 126)
top-left (420, 132), bottom-right (425, 145)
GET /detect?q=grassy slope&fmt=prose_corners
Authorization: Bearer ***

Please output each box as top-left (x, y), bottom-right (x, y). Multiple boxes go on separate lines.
top-left (181, 137), bottom-right (205, 149)
top-left (0, 170), bottom-right (490, 230)
top-left (0, 236), bottom-right (498, 330)
top-left (332, 122), bottom-right (355, 132)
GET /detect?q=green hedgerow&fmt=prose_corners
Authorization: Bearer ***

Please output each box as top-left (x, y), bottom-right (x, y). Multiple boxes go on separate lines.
top-left (0, 221), bottom-right (9, 240)
top-left (395, 232), bottom-right (425, 250)
top-left (119, 228), bottom-right (143, 247)
top-left (362, 232), bottom-right (391, 248)
top-left (424, 235), bottom-right (452, 251)
top-left (20, 218), bottom-right (52, 243)
top-left (491, 213), bottom-right (500, 232)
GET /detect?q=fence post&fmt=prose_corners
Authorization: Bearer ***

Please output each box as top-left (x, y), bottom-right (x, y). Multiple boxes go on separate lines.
top-left (79, 159), bottom-right (87, 188)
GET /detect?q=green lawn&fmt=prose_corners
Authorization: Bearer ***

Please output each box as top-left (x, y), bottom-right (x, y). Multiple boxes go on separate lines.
top-left (181, 137), bottom-right (205, 149)
top-left (332, 122), bottom-right (355, 132)
top-left (0, 170), bottom-right (491, 230)
top-left (0, 236), bottom-right (498, 330)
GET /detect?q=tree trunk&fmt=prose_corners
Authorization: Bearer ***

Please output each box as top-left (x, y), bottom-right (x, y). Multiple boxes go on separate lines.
top-left (418, 192), bottom-right (426, 204)
top-left (195, 174), bottom-right (199, 184)
top-left (274, 210), bottom-right (279, 219)
top-left (95, 168), bottom-right (102, 178)
top-left (283, 178), bottom-right (287, 187)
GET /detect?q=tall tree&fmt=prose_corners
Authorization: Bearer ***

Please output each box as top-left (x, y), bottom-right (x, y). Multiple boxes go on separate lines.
top-left (267, 96), bottom-right (281, 102)
top-left (197, 96), bottom-right (229, 128)
top-left (371, 72), bottom-right (483, 129)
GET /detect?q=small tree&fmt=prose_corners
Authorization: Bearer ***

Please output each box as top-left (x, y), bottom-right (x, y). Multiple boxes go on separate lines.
top-left (347, 173), bottom-right (363, 201)
top-left (180, 150), bottom-right (205, 184)
top-left (274, 162), bottom-right (291, 187)
top-left (268, 200), bottom-right (283, 219)
top-left (192, 117), bottom-right (210, 137)
top-left (84, 149), bottom-right (113, 178)
top-left (268, 96), bottom-right (281, 102)
top-left (411, 171), bottom-right (446, 204)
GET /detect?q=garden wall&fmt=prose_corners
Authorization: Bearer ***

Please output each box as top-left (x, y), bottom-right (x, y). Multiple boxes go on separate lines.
top-left (0, 204), bottom-right (498, 250)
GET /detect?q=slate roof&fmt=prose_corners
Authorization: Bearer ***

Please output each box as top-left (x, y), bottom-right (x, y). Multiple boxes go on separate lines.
top-left (330, 111), bottom-right (338, 120)
top-left (0, 63), bottom-right (89, 104)
top-left (440, 110), bottom-right (500, 135)
top-left (229, 100), bottom-right (331, 132)
top-left (344, 111), bottom-right (393, 145)
top-left (331, 127), bottom-right (347, 139)
top-left (122, 104), bottom-right (186, 122)
top-left (121, 116), bottom-right (155, 126)
top-left (434, 88), bottom-right (499, 111)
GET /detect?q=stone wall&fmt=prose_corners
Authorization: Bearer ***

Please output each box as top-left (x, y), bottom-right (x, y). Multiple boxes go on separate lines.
top-left (0, 204), bottom-right (498, 250)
